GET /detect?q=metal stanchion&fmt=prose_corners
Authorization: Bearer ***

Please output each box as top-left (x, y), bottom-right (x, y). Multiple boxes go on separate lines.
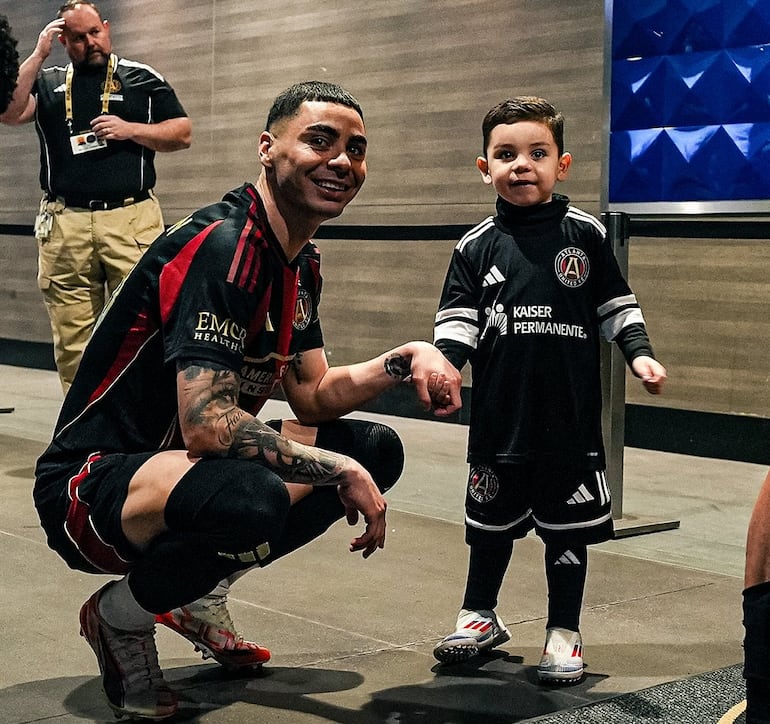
top-left (601, 211), bottom-right (679, 538)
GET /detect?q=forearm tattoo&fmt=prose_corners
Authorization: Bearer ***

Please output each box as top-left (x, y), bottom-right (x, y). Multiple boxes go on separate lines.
top-left (181, 365), bottom-right (244, 448)
top-left (384, 353), bottom-right (411, 380)
top-left (181, 363), bottom-right (346, 485)
top-left (231, 420), bottom-right (347, 485)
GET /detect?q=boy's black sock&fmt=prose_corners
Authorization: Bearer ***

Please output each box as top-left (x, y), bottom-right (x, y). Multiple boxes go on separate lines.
top-left (544, 543), bottom-right (587, 631)
top-left (461, 540), bottom-right (514, 611)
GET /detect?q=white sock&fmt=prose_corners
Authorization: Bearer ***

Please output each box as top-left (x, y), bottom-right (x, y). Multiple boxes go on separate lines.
top-left (98, 578), bottom-right (156, 631)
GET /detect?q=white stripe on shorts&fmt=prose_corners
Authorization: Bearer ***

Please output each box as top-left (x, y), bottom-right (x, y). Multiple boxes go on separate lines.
top-left (532, 509), bottom-right (613, 532)
top-left (597, 470), bottom-right (610, 507)
top-left (465, 507), bottom-right (533, 532)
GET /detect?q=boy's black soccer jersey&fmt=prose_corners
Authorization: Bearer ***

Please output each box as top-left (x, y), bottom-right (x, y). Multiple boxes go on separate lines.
top-left (34, 183), bottom-right (324, 510)
top-left (434, 194), bottom-right (653, 468)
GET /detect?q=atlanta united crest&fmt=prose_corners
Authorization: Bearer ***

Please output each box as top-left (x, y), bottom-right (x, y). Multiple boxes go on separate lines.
top-left (468, 464), bottom-right (499, 504)
top-left (555, 247), bottom-right (590, 288)
top-left (293, 288), bottom-right (312, 330)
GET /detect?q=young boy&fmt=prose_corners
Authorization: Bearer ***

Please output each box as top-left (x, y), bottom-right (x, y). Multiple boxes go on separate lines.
top-left (432, 97), bottom-right (667, 682)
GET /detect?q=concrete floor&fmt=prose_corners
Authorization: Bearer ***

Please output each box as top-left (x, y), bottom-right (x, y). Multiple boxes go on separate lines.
top-left (0, 363), bottom-right (764, 723)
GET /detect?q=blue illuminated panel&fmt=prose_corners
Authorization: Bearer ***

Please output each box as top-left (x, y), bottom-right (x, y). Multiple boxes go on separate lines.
top-left (609, 0), bottom-right (770, 210)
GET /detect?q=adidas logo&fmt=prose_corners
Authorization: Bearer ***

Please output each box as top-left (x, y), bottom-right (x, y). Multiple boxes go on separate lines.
top-left (566, 483), bottom-right (595, 505)
top-left (463, 618), bottom-right (493, 634)
top-left (482, 265), bottom-right (506, 287)
top-left (554, 549), bottom-right (582, 565)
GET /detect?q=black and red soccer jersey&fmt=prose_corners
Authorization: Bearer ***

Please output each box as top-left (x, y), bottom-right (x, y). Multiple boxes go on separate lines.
top-left (36, 183), bottom-right (323, 476)
top-left (434, 194), bottom-right (654, 468)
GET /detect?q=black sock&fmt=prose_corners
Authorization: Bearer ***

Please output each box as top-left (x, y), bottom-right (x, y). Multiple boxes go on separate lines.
top-left (544, 543), bottom-right (587, 631)
top-left (461, 540), bottom-right (513, 611)
top-left (745, 677), bottom-right (770, 723)
top-left (743, 581), bottom-right (770, 722)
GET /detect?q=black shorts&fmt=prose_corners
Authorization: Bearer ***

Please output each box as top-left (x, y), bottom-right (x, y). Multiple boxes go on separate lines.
top-left (33, 417), bottom-right (405, 575)
top-left (34, 451), bottom-right (155, 574)
top-left (464, 460), bottom-right (614, 546)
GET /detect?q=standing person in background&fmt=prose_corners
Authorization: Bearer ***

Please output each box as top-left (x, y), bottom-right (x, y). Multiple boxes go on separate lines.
top-left (0, 1), bottom-right (191, 391)
top-left (0, 13), bottom-right (18, 115)
top-left (743, 469), bottom-right (770, 723)
top-left (431, 96), bottom-right (666, 683)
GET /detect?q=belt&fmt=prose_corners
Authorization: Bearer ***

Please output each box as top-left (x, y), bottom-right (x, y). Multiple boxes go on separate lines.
top-left (48, 189), bottom-right (152, 210)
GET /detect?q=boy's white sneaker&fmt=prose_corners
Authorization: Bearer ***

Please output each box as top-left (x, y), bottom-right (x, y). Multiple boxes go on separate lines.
top-left (537, 627), bottom-right (584, 683)
top-left (433, 608), bottom-right (511, 663)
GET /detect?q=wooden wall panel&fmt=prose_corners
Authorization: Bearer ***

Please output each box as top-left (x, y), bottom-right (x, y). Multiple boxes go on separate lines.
top-left (316, 238), bottom-right (456, 367)
top-left (0, 1), bottom-right (768, 422)
top-left (0, 232), bottom-right (48, 342)
top-left (626, 237), bottom-right (770, 417)
top-left (0, 0), bottom-right (606, 225)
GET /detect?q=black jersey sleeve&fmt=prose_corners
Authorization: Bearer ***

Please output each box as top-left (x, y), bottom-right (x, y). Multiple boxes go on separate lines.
top-left (161, 215), bottom-right (261, 372)
top-left (614, 322), bottom-right (655, 363)
top-left (434, 339), bottom-right (472, 371)
top-left (593, 229), bottom-right (649, 344)
top-left (290, 244), bottom-right (325, 354)
top-left (433, 244), bottom-right (482, 370)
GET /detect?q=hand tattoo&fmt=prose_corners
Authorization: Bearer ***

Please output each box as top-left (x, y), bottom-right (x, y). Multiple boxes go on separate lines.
top-left (384, 353), bottom-right (411, 381)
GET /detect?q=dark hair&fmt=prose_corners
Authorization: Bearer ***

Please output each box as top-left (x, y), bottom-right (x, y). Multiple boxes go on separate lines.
top-left (0, 14), bottom-right (19, 116)
top-left (481, 96), bottom-right (565, 156)
top-left (266, 81), bottom-right (363, 131)
top-left (58, 1), bottom-right (103, 20)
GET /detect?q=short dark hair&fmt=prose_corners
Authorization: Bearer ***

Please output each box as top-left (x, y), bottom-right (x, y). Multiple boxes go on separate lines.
top-left (266, 81), bottom-right (363, 131)
top-left (0, 14), bottom-right (19, 116)
top-left (481, 96), bottom-right (565, 156)
top-left (58, 1), bottom-right (103, 20)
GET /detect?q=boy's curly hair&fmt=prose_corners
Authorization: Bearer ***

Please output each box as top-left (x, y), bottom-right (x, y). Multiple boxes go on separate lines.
top-left (0, 15), bottom-right (19, 115)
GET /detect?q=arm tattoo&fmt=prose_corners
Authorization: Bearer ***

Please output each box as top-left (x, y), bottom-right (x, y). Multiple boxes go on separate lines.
top-left (288, 351), bottom-right (305, 385)
top-left (181, 364), bottom-right (245, 448)
top-left (230, 419), bottom-right (347, 485)
top-left (384, 353), bottom-right (411, 381)
top-left (180, 362), bottom-right (347, 484)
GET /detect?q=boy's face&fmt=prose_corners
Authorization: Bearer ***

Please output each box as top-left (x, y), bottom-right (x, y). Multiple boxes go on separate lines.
top-left (477, 120), bottom-right (571, 207)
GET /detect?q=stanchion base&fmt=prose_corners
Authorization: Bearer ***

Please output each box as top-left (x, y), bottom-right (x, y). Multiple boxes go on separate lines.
top-left (613, 515), bottom-right (681, 539)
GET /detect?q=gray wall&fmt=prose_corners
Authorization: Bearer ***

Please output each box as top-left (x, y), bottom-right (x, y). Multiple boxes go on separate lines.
top-left (0, 0), bottom-right (768, 421)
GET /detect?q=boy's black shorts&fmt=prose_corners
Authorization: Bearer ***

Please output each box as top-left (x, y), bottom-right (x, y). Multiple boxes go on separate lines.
top-left (464, 460), bottom-right (614, 546)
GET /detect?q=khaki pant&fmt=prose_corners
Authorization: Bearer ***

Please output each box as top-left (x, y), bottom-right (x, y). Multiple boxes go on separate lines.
top-left (37, 194), bottom-right (165, 391)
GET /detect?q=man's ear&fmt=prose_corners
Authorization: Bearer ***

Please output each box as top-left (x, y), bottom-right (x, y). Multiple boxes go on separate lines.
top-left (557, 152), bottom-right (572, 181)
top-left (476, 155), bottom-right (492, 185)
top-left (258, 131), bottom-right (274, 168)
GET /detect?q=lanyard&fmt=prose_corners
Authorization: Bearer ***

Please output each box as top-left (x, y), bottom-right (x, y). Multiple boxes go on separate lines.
top-left (64, 53), bottom-right (116, 133)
